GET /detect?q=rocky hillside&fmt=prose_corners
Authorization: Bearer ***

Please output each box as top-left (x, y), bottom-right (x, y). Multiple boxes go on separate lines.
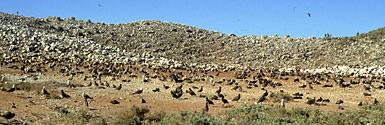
top-left (1, 12), bottom-right (385, 70)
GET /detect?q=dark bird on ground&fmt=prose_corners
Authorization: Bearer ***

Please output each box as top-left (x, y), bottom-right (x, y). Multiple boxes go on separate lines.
top-left (141, 98), bottom-right (146, 103)
top-left (132, 88), bottom-right (143, 95)
top-left (197, 86), bottom-right (203, 92)
top-left (202, 103), bottom-right (209, 112)
top-left (358, 102), bottom-right (363, 106)
top-left (336, 99), bottom-right (344, 105)
top-left (215, 87), bottom-right (222, 94)
top-left (1, 111), bottom-right (15, 124)
top-left (338, 106), bottom-right (344, 110)
top-left (42, 86), bottom-right (50, 95)
top-left (316, 97), bottom-right (323, 102)
top-left (84, 98), bottom-right (89, 107)
top-left (171, 89), bottom-right (183, 99)
top-left (323, 99), bottom-right (330, 102)
top-left (61, 90), bottom-right (70, 98)
top-left (6, 84), bottom-right (15, 92)
top-left (186, 88), bottom-right (196, 96)
top-left (171, 74), bottom-right (183, 83)
top-left (231, 85), bottom-right (240, 90)
top-left (116, 84), bottom-right (122, 90)
top-left (206, 97), bottom-right (214, 105)
top-left (292, 92), bottom-right (303, 96)
top-left (152, 88), bottom-right (160, 92)
top-left (306, 97), bottom-right (316, 105)
top-left (217, 93), bottom-right (224, 99)
top-left (257, 95), bottom-right (266, 104)
top-left (262, 90), bottom-right (268, 97)
top-left (82, 90), bottom-right (93, 100)
top-left (374, 98), bottom-right (379, 105)
top-left (221, 96), bottom-right (229, 104)
top-left (163, 85), bottom-right (170, 89)
top-left (363, 92), bottom-right (371, 96)
top-left (322, 84), bottom-right (333, 88)
top-left (110, 100), bottom-right (119, 104)
top-left (232, 93), bottom-right (241, 102)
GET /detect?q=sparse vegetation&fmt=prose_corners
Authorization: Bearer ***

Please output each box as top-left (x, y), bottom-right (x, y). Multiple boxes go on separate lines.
top-left (269, 92), bottom-right (294, 103)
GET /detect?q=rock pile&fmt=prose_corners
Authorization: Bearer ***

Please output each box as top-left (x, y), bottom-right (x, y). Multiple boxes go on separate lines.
top-left (1, 12), bottom-right (385, 75)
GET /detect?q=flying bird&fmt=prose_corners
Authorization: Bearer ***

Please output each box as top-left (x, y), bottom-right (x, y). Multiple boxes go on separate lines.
top-left (307, 12), bottom-right (311, 17)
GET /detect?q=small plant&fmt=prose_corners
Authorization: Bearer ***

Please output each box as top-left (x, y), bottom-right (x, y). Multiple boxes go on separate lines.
top-left (269, 92), bottom-right (294, 103)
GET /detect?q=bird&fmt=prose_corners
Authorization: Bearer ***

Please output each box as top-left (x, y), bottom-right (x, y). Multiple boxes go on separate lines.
top-left (363, 92), bottom-right (371, 96)
top-left (171, 89), bottom-right (183, 99)
top-left (110, 100), bottom-right (119, 104)
top-left (232, 93), bottom-right (241, 102)
top-left (257, 95), bottom-right (266, 104)
top-left (163, 85), bottom-right (170, 90)
top-left (186, 88), bottom-right (196, 96)
top-left (82, 90), bottom-right (93, 100)
top-left (141, 98), bottom-right (146, 103)
top-left (307, 12), bottom-right (311, 17)
top-left (262, 90), bottom-right (268, 97)
top-left (60, 90), bottom-right (70, 98)
top-left (206, 97), bottom-right (214, 105)
top-left (338, 106), bottom-right (344, 110)
top-left (202, 102), bottom-right (209, 112)
top-left (281, 99), bottom-right (285, 107)
top-left (116, 84), bottom-right (122, 90)
top-left (358, 102), bottom-right (363, 106)
top-left (215, 87), bottom-right (222, 94)
top-left (42, 86), bottom-right (50, 95)
top-left (132, 88), bottom-right (143, 95)
top-left (221, 96), bottom-right (229, 104)
top-left (98, 4), bottom-right (102, 7)
top-left (336, 99), bottom-right (344, 105)
top-left (1, 111), bottom-right (15, 124)
top-left (374, 98), bottom-right (379, 105)
top-left (152, 88), bottom-right (160, 92)
top-left (197, 86), bottom-right (203, 92)
top-left (84, 98), bottom-right (89, 107)
top-left (306, 97), bottom-right (316, 105)
top-left (6, 84), bottom-right (15, 92)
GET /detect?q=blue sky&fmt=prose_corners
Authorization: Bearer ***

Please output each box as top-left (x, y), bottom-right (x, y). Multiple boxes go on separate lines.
top-left (1, 0), bottom-right (384, 38)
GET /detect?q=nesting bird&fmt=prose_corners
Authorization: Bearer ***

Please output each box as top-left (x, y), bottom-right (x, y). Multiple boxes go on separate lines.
top-left (1, 111), bottom-right (15, 124)
top-left (6, 84), bottom-right (15, 92)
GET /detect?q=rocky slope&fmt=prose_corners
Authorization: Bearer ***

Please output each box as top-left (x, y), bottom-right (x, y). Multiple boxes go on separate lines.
top-left (1, 12), bottom-right (385, 71)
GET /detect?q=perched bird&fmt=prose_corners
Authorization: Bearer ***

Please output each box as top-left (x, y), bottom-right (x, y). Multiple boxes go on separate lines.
top-left (206, 97), bottom-right (214, 105)
top-left (42, 86), bottom-right (50, 95)
top-left (110, 100), bottom-right (119, 104)
top-left (152, 88), bottom-right (160, 92)
top-left (116, 84), bottom-right (122, 90)
top-left (132, 88), bottom-right (143, 95)
top-left (232, 93), bottom-right (241, 102)
top-left (336, 99), bottom-right (344, 105)
top-left (82, 90), bottom-right (93, 100)
top-left (1, 111), bottom-right (15, 124)
top-left (60, 90), bottom-right (71, 98)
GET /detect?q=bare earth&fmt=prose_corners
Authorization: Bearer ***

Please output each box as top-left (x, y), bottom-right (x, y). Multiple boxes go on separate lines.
top-left (0, 64), bottom-right (383, 124)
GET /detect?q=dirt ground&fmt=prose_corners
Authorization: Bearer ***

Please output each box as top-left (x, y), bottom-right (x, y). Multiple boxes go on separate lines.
top-left (1, 64), bottom-right (384, 124)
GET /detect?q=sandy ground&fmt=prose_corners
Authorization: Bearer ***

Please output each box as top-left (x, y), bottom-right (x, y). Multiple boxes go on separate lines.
top-left (0, 64), bottom-right (384, 124)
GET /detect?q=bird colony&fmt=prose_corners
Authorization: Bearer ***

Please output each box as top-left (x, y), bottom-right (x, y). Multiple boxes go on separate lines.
top-left (1, 12), bottom-right (385, 124)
